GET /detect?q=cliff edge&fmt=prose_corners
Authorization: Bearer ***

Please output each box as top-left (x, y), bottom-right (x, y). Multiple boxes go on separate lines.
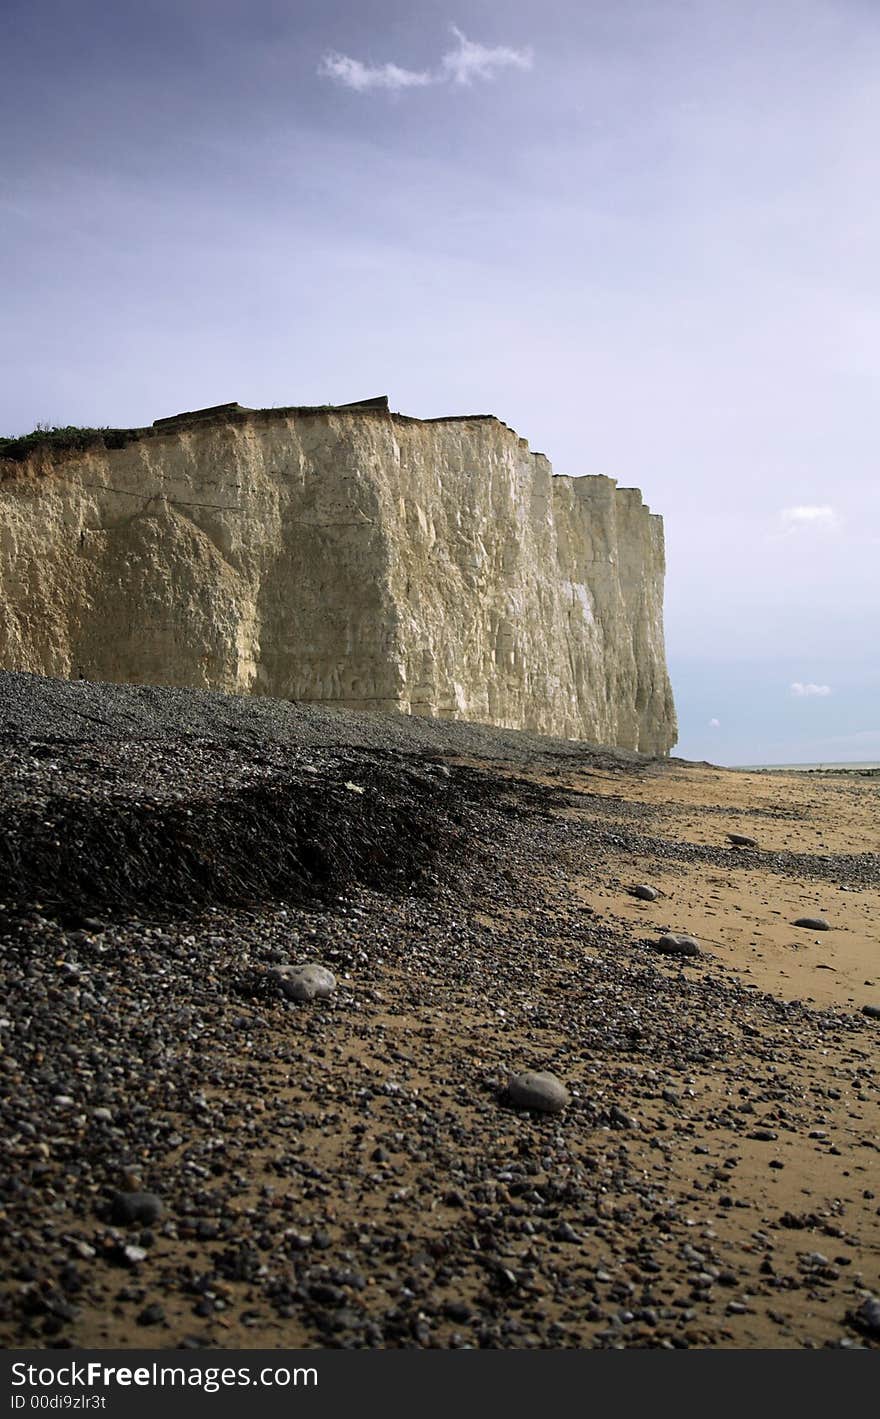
top-left (0, 397), bottom-right (677, 753)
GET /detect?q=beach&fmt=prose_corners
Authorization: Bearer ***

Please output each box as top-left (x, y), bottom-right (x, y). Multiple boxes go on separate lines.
top-left (1, 675), bottom-right (877, 1350)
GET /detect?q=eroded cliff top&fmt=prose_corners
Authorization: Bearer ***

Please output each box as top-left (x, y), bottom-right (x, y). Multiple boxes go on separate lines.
top-left (0, 394), bottom-right (525, 469)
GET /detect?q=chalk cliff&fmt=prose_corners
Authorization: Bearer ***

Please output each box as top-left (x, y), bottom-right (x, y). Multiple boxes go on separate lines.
top-left (0, 398), bottom-right (677, 753)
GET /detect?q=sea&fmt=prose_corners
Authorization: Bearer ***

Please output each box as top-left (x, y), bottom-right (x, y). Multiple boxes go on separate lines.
top-left (734, 761), bottom-right (880, 773)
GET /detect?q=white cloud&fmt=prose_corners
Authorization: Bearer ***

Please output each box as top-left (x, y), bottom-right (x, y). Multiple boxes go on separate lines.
top-left (319, 27), bottom-right (532, 95)
top-left (780, 505), bottom-right (838, 529)
top-left (709, 717), bottom-right (721, 727)
top-left (441, 26), bottom-right (533, 85)
top-left (317, 53), bottom-right (433, 92)
top-left (790, 681), bottom-right (832, 697)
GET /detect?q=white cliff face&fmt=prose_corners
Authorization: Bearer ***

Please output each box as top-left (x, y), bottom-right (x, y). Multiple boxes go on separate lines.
top-left (0, 403), bottom-right (677, 753)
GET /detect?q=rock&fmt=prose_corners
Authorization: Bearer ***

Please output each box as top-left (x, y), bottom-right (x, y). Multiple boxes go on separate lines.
top-left (861, 1005), bottom-right (880, 1020)
top-left (553, 1221), bottom-right (583, 1242)
top-left (793, 917), bottom-right (830, 931)
top-left (727, 833), bottom-right (758, 848)
top-left (850, 1295), bottom-right (880, 1337)
top-left (444, 1300), bottom-right (471, 1322)
top-left (631, 884), bottom-right (658, 901)
top-left (507, 1071), bottom-right (570, 1114)
top-left (654, 933), bottom-right (700, 957)
top-left (137, 1303), bottom-right (165, 1326)
top-left (110, 1191), bottom-right (164, 1226)
top-left (271, 963), bottom-right (337, 1002)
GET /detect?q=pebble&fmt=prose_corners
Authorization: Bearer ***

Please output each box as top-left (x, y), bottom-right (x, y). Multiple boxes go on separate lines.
top-left (861, 1005), bottom-right (880, 1020)
top-left (631, 884), bottom-right (658, 901)
top-left (444, 1300), bottom-right (471, 1321)
top-left (793, 917), bottom-right (830, 931)
top-left (553, 1221), bottom-right (582, 1242)
top-left (271, 963), bottom-right (337, 1002)
top-left (727, 834), bottom-right (758, 848)
top-left (507, 1071), bottom-right (570, 1114)
top-left (110, 1191), bottom-right (164, 1226)
top-left (137, 1303), bottom-right (165, 1326)
top-left (655, 933), bottom-right (700, 957)
top-left (609, 1104), bottom-right (638, 1130)
top-left (850, 1295), bottom-right (880, 1337)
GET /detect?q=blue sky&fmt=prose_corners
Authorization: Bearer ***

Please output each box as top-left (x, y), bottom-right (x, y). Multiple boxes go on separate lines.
top-left (2, 0), bottom-right (878, 764)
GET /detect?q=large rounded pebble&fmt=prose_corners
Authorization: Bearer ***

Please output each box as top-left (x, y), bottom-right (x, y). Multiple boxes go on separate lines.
top-left (655, 933), bottom-right (700, 957)
top-left (727, 833), bottom-right (758, 848)
top-left (507, 1070), bottom-right (570, 1114)
top-left (793, 917), bottom-right (830, 931)
top-left (271, 963), bottom-right (337, 1001)
top-left (111, 1191), bottom-right (164, 1226)
top-left (851, 1295), bottom-right (880, 1337)
top-left (631, 884), bottom-right (658, 901)
top-left (862, 1004), bottom-right (880, 1020)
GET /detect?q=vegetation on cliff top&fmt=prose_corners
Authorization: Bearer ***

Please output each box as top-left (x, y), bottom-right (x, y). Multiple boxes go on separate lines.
top-left (0, 424), bottom-right (141, 462)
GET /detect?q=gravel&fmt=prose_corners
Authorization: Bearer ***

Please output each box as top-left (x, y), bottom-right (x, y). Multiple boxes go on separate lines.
top-left (0, 670), bottom-right (658, 769)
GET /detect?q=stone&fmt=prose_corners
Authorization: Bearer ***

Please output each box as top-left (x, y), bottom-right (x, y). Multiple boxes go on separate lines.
top-left (110, 1191), bottom-right (164, 1226)
top-left (553, 1222), bottom-right (582, 1242)
top-left (137, 1303), bottom-right (165, 1326)
top-left (793, 917), bottom-right (830, 931)
top-left (654, 933), bottom-right (700, 957)
top-left (444, 1300), bottom-right (471, 1322)
top-left (851, 1295), bottom-right (880, 1337)
top-left (631, 884), bottom-right (658, 901)
top-left (507, 1071), bottom-right (570, 1114)
top-left (727, 833), bottom-right (758, 848)
top-left (0, 401), bottom-right (676, 753)
top-left (862, 1004), bottom-right (880, 1020)
top-left (271, 963), bottom-right (337, 1002)
top-left (609, 1104), bottom-right (638, 1129)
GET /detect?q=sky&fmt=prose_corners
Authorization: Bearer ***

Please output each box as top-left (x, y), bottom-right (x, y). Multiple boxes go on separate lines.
top-left (2, 0), bottom-right (878, 765)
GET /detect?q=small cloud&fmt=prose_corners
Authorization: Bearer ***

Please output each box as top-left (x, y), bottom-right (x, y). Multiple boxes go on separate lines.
top-left (317, 53), bottom-right (433, 92)
top-left (319, 26), bottom-right (532, 94)
top-left (441, 26), bottom-right (533, 85)
top-left (780, 505), bottom-right (838, 529)
top-left (709, 717), bottom-right (721, 728)
top-left (790, 682), bottom-right (832, 697)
